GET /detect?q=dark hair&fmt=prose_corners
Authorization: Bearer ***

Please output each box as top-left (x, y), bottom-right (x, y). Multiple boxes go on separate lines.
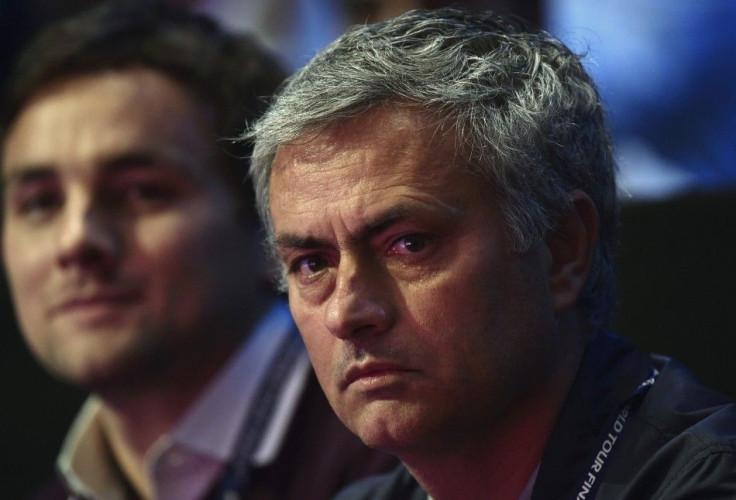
top-left (249, 7), bottom-right (617, 329)
top-left (1, 0), bottom-right (285, 223)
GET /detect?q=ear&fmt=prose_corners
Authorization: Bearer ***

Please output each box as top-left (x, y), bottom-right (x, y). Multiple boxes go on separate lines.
top-left (546, 190), bottom-right (600, 314)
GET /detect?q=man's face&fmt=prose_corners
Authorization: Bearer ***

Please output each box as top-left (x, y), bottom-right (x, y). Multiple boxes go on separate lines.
top-left (2, 69), bottom-right (259, 391)
top-left (269, 106), bottom-right (562, 456)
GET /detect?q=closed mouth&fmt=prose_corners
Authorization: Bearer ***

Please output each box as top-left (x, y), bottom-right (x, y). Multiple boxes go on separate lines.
top-left (52, 289), bottom-right (141, 315)
top-left (342, 361), bottom-right (415, 389)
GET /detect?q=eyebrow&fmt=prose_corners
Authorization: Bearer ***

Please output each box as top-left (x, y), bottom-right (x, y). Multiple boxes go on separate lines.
top-left (1, 166), bottom-right (56, 195)
top-left (3, 166), bottom-right (53, 183)
top-left (274, 234), bottom-right (332, 253)
top-left (354, 205), bottom-right (420, 243)
top-left (101, 152), bottom-right (160, 172)
top-left (2, 150), bottom-right (190, 189)
top-left (274, 202), bottom-right (461, 252)
top-left (100, 150), bottom-right (205, 181)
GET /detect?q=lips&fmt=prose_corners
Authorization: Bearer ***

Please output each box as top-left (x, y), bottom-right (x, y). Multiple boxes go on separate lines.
top-left (342, 361), bottom-right (416, 390)
top-left (50, 288), bottom-right (142, 317)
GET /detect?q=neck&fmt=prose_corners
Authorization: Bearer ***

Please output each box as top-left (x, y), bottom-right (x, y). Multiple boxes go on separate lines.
top-left (403, 314), bottom-right (587, 500)
top-left (403, 391), bottom-right (556, 500)
top-left (96, 332), bottom-right (245, 498)
top-left (99, 401), bottom-right (177, 500)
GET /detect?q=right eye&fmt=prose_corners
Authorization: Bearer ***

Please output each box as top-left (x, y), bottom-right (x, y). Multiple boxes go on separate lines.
top-left (114, 178), bottom-right (181, 213)
top-left (14, 188), bottom-right (62, 219)
top-left (295, 255), bottom-right (329, 279)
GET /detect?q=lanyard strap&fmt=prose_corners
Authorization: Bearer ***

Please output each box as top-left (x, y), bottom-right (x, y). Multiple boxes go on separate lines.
top-left (574, 367), bottom-right (659, 500)
top-left (218, 329), bottom-right (303, 500)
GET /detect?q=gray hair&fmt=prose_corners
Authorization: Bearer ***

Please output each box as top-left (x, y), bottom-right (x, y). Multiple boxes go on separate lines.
top-left (247, 7), bottom-right (618, 329)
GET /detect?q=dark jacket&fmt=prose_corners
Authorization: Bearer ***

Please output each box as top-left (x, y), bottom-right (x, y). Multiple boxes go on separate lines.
top-left (336, 331), bottom-right (736, 499)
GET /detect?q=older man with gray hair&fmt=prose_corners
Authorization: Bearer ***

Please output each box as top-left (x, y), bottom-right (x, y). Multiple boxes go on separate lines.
top-left (248, 7), bottom-right (736, 499)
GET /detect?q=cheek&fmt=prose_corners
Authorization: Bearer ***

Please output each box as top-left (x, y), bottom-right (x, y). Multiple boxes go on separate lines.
top-left (132, 211), bottom-right (232, 286)
top-left (3, 244), bottom-right (55, 363)
top-left (397, 261), bottom-right (513, 380)
top-left (134, 217), bottom-right (199, 266)
top-left (401, 269), bottom-right (486, 342)
top-left (3, 225), bottom-right (49, 278)
top-left (3, 235), bottom-right (50, 319)
top-left (129, 215), bottom-right (228, 321)
top-left (290, 299), bottom-right (334, 378)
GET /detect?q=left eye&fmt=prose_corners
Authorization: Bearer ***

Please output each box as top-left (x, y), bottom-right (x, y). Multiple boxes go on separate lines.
top-left (389, 233), bottom-right (430, 255)
top-left (127, 183), bottom-right (175, 202)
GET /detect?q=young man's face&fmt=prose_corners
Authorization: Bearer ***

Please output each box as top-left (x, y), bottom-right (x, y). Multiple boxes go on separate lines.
top-left (2, 69), bottom-right (260, 391)
top-left (268, 106), bottom-right (563, 456)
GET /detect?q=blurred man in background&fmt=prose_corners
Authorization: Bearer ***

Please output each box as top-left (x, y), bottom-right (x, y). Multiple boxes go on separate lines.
top-left (0, 1), bottom-right (394, 498)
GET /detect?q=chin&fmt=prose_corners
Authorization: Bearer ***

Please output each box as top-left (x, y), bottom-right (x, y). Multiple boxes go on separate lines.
top-left (48, 345), bottom-right (154, 394)
top-left (349, 401), bottom-right (428, 454)
top-left (51, 359), bottom-right (127, 392)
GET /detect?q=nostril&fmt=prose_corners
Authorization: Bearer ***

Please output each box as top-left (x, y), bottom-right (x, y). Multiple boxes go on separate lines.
top-left (324, 286), bottom-right (394, 340)
top-left (58, 243), bottom-right (111, 268)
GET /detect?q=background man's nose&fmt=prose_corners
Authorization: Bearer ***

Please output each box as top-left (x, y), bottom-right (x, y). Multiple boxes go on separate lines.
top-left (56, 201), bottom-right (119, 273)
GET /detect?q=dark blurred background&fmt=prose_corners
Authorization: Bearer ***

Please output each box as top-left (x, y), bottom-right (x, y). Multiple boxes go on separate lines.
top-left (2, 0), bottom-right (734, 497)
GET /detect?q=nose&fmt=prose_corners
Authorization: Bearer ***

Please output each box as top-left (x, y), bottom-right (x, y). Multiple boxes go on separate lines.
top-left (324, 256), bottom-right (395, 339)
top-left (56, 199), bottom-right (119, 273)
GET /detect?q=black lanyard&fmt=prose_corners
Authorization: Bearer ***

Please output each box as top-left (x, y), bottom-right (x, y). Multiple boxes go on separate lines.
top-left (217, 329), bottom-right (304, 499)
top-left (573, 367), bottom-right (659, 499)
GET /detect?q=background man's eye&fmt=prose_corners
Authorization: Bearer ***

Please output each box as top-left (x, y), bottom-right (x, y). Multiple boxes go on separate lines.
top-left (18, 191), bottom-right (61, 217)
top-left (129, 183), bottom-right (174, 202)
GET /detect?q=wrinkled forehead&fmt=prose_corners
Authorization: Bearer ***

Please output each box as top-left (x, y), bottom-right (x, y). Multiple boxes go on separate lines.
top-left (267, 105), bottom-right (499, 226)
top-left (272, 105), bottom-right (459, 175)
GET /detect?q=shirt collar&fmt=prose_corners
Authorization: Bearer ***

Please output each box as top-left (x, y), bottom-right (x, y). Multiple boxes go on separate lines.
top-left (57, 397), bottom-right (128, 500)
top-left (167, 301), bottom-right (297, 462)
top-left (57, 301), bottom-right (302, 498)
